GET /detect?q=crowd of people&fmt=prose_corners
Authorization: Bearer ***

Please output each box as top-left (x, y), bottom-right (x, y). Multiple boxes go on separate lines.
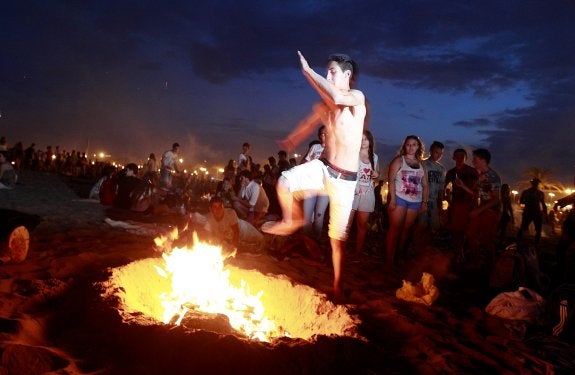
top-left (1, 51), bottom-right (574, 301)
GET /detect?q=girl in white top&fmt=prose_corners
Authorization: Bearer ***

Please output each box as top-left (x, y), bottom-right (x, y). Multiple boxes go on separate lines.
top-left (301, 126), bottom-right (329, 240)
top-left (350, 130), bottom-right (379, 255)
top-left (385, 135), bottom-right (429, 265)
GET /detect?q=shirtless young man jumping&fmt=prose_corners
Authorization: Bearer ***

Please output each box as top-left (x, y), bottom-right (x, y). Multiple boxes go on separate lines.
top-left (262, 51), bottom-right (366, 301)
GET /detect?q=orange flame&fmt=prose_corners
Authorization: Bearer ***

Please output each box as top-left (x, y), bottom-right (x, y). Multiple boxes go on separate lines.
top-left (154, 231), bottom-right (281, 342)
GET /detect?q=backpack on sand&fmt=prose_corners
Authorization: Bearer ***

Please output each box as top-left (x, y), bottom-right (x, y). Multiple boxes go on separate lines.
top-left (489, 243), bottom-right (526, 290)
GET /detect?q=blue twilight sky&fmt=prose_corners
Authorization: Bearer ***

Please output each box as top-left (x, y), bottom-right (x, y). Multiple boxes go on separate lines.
top-left (1, 0), bottom-right (574, 185)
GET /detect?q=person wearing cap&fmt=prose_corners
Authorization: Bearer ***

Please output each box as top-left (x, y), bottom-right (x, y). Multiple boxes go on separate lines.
top-left (517, 177), bottom-right (547, 243)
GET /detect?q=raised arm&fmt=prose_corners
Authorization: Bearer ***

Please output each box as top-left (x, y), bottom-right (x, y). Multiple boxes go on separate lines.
top-left (298, 51), bottom-right (364, 110)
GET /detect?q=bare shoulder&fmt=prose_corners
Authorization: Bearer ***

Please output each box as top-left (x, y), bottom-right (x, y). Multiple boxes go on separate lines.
top-left (350, 89), bottom-right (365, 103)
top-left (389, 155), bottom-right (402, 168)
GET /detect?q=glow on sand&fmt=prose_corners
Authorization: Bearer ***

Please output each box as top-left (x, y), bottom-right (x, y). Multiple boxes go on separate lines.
top-left (101, 230), bottom-right (361, 342)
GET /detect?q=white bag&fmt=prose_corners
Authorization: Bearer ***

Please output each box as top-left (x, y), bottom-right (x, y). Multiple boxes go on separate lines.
top-left (485, 287), bottom-right (545, 322)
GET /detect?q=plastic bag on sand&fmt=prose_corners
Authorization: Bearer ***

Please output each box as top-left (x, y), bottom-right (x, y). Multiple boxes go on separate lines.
top-left (485, 287), bottom-right (545, 322)
top-left (396, 272), bottom-right (439, 306)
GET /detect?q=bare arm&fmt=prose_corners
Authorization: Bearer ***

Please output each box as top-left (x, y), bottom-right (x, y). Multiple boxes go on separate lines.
top-left (472, 188), bottom-right (500, 216)
top-left (372, 157), bottom-right (380, 180)
top-left (387, 157), bottom-right (401, 210)
top-left (540, 193), bottom-right (548, 216)
top-left (298, 51), bottom-right (364, 110)
top-left (420, 164), bottom-right (430, 213)
top-left (278, 103), bottom-right (325, 151)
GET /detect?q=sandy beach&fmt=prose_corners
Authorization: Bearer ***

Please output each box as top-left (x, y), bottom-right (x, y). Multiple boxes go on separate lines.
top-left (0, 170), bottom-right (574, 374)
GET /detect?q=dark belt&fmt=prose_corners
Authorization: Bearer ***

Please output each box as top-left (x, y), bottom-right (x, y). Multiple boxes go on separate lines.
top-left (320, 158), bottom-right (357, 181)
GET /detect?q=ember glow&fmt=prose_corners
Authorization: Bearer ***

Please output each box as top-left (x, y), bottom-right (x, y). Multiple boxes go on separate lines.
top-left (102, 230), bottom-right (361, 343)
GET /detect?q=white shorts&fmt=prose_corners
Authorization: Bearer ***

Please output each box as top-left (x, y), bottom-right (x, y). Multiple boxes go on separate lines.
top-left (282, 159), bottom-right (357, 241)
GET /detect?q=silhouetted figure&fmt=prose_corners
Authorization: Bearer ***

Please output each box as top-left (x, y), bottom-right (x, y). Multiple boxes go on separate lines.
top-left (517, 178), bottom-right (547, 244)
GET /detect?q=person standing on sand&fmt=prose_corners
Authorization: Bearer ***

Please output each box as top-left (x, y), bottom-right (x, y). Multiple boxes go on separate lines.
top-left (516, 177), bottom-right (547, 244)
top-left (466, 148), bottom-right (501, 267)
top-left (444, 149), bottom-right (479, 259)
top-left (143, 153), bottom-right (158, 185)
top-left (300, 125), bottom-right (329, 242)
top-left (237, 142), bottom-right (251, 175)
top-left (0, 151), bottom-right (17, 189)
top-left (418, 141), bottom-right (446, 236)
top-left (350, 129), bottom-right (379, 256)
top-left (385, 135), bottom-right (429, 266)
top-left (160, 143), bottom-right (180, 189)
top-left (262, 51), bottom-right (366, 301)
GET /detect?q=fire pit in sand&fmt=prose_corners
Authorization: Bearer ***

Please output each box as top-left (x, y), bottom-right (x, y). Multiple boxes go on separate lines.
top-left (100, 230), bottom-right (361, 343)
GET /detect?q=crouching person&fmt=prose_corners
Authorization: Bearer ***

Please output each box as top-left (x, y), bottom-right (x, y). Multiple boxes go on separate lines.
top-left (232, 170), bottom-right (269, 226)
top-left (205, 196), bottom-right (264, 255)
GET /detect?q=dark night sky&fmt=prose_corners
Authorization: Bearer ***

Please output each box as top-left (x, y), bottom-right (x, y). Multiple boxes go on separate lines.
top-left (1, 0), bottom-right (574, 186)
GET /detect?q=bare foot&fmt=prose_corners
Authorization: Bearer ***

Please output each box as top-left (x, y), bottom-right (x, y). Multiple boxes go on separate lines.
top-left (261, 220), bottom-right (303, 236)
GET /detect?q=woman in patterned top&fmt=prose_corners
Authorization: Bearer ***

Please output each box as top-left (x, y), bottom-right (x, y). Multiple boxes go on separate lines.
top-left (385, 135), bottom-right (429, 265)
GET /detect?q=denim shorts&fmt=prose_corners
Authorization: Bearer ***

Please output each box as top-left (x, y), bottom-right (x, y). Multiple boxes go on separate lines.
top-left (395, 195), bottom-right (422, 210)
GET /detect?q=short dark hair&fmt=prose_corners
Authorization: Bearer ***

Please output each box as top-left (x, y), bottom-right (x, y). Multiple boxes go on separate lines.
top-left (430, 141), bottom-right (444, 150)
top-left (239, 170), bottom-right (252, 180)
top-left (209, 195), bottom-right (224, 205)
top-left (243, 142), bottom-right (250, 148)
top-left (472, 148), bottom-right (491, 164)
top-left (278, 150), bottom-right (287, 157)
top-left (328, 53), bottom-right (357, 83)
top-left (126, 163), bottom-right (138, 173)
top-left (317, 125), bottom-right (326, 139)
top-left (172, 142), bottom-right (180, 149)
top-left (453, 148), bottom-right (467, 157)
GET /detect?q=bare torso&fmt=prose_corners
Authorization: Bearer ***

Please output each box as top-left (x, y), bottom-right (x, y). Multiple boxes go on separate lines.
top-left (320, 95), bottom-right (365, 172)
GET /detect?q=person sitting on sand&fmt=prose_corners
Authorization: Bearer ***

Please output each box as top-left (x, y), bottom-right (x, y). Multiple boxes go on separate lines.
top-left (231, 170), bottom-right (269, 225)
top-left (114, 163), bottom-right (141, 210)
top-left (0, 151), bottom-right (17, 190)
top-left (202, 196), bottom-right (264, 254)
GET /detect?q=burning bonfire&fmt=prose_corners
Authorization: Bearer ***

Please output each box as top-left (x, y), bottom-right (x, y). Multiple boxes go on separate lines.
top-left (101, 229), bottom-right (360, 342)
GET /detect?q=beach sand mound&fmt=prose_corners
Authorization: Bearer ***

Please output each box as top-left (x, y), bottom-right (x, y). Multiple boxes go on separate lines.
top-left (0, 170), bottom-right (573, 374)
